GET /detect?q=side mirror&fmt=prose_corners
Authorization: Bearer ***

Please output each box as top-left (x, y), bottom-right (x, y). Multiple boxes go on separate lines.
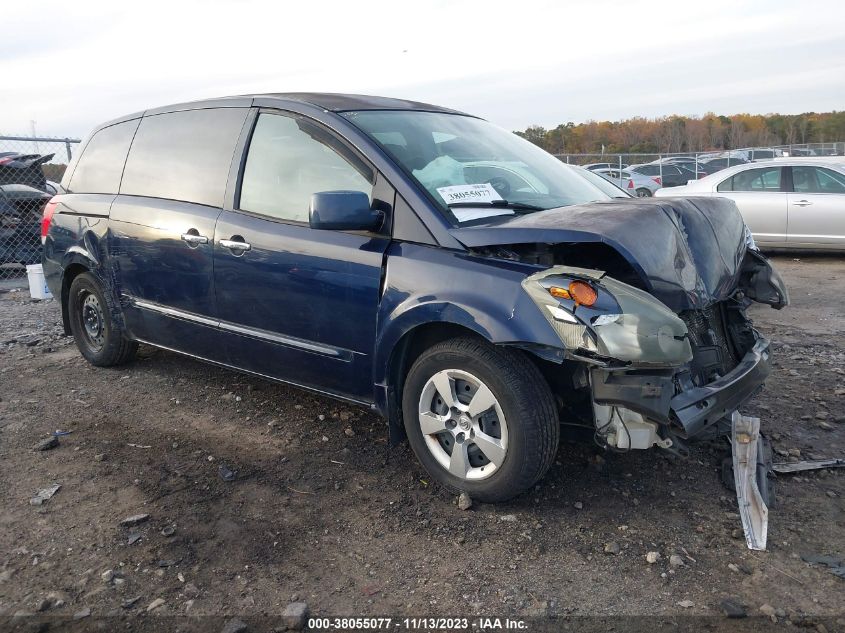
top-left (309, 190), bottom-right (382, 231)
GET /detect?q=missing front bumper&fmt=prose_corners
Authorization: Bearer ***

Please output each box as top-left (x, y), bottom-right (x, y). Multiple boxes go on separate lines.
top-left (591, 337), bottom-right (771, 440)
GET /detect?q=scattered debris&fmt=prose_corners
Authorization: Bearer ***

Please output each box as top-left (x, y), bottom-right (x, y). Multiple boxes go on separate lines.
top-left (772, 458), bottom-right (845, 474)
top-left (719, 598), bottom-right (748, 618)
top-left (29, 484), bottom-right (61, 506)
top-left (146, 598), bottom-right (165, 612)
top-left (101, 569), bottom-right (115, 583)
top-left (73, 607), bottom-right (91, 620)
top-left (221, 618), bottom-right (249, 633)
top-left (801, 553), bottom-right (845, 580)
top-left (32, 436), bottom-right (59, 452)
top-left (573, 501), bottom-right (583, 510)
top-left (499, 514), bottom-right (518, 522)
top-left (646, 551), bottom-right (660, 564)
top-left (119, 514), bottom-right (150, 527)
top-left (731, 413), bottom-right (768, 551)
top-left (604, 542), bottom-right (621, 555)
top-left (677, 600), bottom-right (694, 608)
top-left (161, 526), bottom-right (176, 537)
top-left (127, 532), bottom-right (142, 545)
top-left (669, 554), bottom-right (685, 568)
top-left (122, 596), bottom-right (141, 609)
top-left (127, 443), bottom-right (152, 449)
top-left (457, 492), bottom-right (472, 511)
top-left (283, 602), bottom-right (309, 630)
top-left (759, 604), bottom-right (777, 619)
top-left (218, 463), bottom-right (237, 482)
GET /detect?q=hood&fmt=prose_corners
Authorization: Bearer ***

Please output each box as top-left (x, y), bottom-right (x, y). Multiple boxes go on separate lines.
top-left (450, 196), bottom-right (747, 312)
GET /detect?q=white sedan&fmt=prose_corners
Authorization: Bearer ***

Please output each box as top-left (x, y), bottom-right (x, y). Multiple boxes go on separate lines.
top-left (655, 160), bottom-right (845, 250)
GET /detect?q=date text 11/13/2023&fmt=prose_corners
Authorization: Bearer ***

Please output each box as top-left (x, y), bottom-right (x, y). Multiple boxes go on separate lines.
top-left (307, 616), bottom-right (528, 630)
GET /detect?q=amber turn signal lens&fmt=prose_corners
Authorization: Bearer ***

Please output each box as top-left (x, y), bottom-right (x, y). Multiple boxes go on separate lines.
top-left (568, 281), bottom-right (598, 306)
top-left (549, 286), bottom-right (571, 299)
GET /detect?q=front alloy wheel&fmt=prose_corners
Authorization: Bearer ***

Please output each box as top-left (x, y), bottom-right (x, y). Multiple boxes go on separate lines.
top-left (418, 369), bottom-right (509, 481)
top-left (402, 337), bottom-right (559, 502)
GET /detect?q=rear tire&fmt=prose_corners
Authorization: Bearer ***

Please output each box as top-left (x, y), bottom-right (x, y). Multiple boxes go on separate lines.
top-left (402, 337), bottom-right (559, 502)
top-left (68, 272), bottom-right (137, 367)
top-left (636, 188), bottom-right (652, 197)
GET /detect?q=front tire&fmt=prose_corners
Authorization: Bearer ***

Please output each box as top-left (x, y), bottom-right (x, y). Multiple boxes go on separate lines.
top-left (402, 337), bottom-right (559, 502)
top-left (68, 272), bottom-right (137, 366)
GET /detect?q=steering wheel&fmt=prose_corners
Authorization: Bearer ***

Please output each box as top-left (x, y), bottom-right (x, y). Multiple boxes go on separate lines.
top-left (486, 176), bottom-right (512, 198)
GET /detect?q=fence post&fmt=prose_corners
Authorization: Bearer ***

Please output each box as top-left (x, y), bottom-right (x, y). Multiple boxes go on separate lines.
top-left (64, 139), bottom-right (73, 161)
top-left (659, 155), bottom-right (663, 187)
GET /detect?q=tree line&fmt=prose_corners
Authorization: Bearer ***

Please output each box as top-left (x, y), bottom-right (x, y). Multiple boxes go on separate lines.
top-left (514, 111), bottom-right (845, 155)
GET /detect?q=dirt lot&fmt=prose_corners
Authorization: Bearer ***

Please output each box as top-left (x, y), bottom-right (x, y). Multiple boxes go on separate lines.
top-left (0, 254), bottom-right (843, 630)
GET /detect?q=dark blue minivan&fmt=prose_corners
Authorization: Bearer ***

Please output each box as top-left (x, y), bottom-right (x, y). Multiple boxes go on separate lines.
top-left (42, 93), bottom-right (788, 502)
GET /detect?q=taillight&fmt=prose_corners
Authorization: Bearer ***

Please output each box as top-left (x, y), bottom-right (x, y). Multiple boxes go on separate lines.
top-left (627, 179), bottom-right (634, 188)
top-left (0, 157), bottom-right (14, 166)
top-left (652, 177), bottom-right (662, 185)
top-left (41, 198), bottom-right (58, 244)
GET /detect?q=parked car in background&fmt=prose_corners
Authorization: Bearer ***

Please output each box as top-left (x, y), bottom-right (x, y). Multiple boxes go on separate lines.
top-left (593, 168), bottom-right (659, 196)
top-left (655, 160), bottom-right (845, 250)
top-left (0, 153), bottom-right (54, 190)
top-left (570, 166), bottom-right (632, 198)
top-left (582, 162), bottom-right (628, 171)
top-left (628, 163), bottom-right (700, 187)
top-left (746, 148), bottom-right (785, 161)
top-left (43, 93), bottom-right (787, 504)
top-left (698, 156), bottom-right (750, 174)
top-left (1, 184), bottom-right (51, 266)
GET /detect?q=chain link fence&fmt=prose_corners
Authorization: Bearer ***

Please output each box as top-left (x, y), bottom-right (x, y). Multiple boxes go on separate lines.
top-left (1, 135), bottom-right (81, 280)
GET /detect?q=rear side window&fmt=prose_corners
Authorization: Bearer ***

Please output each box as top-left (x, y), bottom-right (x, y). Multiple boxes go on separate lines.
top-left (239, 113), bottom-right (374, 223)
top-left (121, 108), bottom-right (248, 207)
top-left (68, 119), bottom-right (140, 194)
top-left (718, 167), bottom-right (781, 192)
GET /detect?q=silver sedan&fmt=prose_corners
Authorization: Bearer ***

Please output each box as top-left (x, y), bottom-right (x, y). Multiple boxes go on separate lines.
top-left (593, 168), bottom-right (661, 197)
top-left (655, 160), bottom-right (845, 250)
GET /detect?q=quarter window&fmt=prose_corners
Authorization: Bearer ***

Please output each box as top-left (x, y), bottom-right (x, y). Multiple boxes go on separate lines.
top-left (717, 167), bottom-right (781, 192)
top-left (239, 113), bottom-right (373, 223)
top-left (67, 119), bottom-right (140, 194)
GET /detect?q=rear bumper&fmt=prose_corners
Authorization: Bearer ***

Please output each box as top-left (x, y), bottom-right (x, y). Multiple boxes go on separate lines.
top-left (591, 337), bottom-right (771, 439)
top-left (670, 337), bottom-right (771, 437)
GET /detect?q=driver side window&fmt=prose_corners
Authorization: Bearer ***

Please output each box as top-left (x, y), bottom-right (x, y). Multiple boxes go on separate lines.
top-left (239, 113), bottom-right (374, 223)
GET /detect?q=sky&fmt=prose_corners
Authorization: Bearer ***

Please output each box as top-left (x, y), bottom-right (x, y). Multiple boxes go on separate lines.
top-left (1, 0), bottom-right (844, 139)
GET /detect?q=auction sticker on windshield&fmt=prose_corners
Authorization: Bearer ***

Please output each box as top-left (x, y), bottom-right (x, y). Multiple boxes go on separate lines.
top-left (436, 183), bottom-right (503, 205)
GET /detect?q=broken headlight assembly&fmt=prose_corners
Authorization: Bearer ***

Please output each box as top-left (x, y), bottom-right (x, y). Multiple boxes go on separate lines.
top-left (521, 266), bottom-right (693, 367)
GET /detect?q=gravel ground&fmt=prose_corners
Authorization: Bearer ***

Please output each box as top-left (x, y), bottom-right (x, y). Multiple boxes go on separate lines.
top-left (0, 254), bottom-right (843, 629)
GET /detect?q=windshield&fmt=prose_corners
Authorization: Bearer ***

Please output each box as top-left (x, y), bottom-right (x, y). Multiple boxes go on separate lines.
top-left (342, 110), bottom-right (612, 224)
top-left (574, 166), bottom-right (632, 198)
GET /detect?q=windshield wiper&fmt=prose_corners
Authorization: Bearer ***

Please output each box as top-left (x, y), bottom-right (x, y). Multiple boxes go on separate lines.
top-left (447, 200), bottom-right (546, 212)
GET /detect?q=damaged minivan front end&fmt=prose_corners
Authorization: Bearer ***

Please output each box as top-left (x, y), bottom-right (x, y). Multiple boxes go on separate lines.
top-left (451, 195), bottom-right (788, 548)
top-left (451, 196), bottom-right (788, 457)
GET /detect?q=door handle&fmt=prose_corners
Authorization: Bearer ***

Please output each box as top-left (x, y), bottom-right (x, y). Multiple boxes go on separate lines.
top-left (219, 238), bottom-right (252, 253)
top-left (792, 200), bottom-right (813, 207)
top-left (181, 232), bottom-right (209, 246)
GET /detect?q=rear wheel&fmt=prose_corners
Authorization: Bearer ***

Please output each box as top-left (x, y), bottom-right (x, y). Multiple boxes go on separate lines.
top-left (402, 337), bottom-right (559, 502)
top-left (636, 188), bottom-right (652, 197)
top-left (68, 272), bottom-right (137, 366)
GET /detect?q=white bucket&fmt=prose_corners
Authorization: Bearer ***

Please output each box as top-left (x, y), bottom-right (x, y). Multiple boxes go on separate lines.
top-left (26, 264), bottom-right (53, 300)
